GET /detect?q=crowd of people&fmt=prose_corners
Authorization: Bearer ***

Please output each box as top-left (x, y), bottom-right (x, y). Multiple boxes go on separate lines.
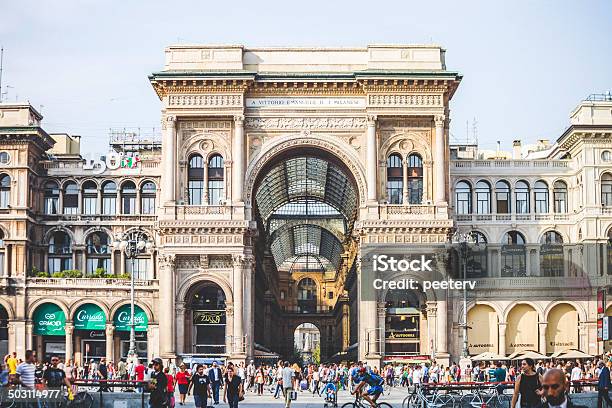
top-left (5, 350), bottom-right (612, 408)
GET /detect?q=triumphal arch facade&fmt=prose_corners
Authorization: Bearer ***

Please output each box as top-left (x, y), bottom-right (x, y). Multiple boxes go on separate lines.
top-left (149, 45), bottom-right (461, 365)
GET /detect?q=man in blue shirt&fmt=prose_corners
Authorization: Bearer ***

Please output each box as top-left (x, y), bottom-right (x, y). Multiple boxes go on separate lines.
top-left (351, 367), bottom-right (384, 408)
top-left (598, 361), bottom-right (612, 408)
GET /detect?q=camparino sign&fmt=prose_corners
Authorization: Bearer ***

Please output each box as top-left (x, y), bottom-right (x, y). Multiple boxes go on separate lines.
top-left (33, 303), bottom-right (66, 336)
top-left (74, 304), bottom-right (106, 331)
top-left (113, 304), bottom-right (148, 332)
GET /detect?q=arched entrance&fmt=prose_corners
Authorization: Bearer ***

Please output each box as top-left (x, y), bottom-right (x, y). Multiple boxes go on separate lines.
top-left (467, 304), bottom-right (498, 355)
top-left (294, 323), bottom-right (321, 364)
top-left (384, 289), bottom-right (425, 357)
top-left (251, 148), bottom-right (360, 360)
top-left (32, 303), bottom-right (66, 361)
top-left (186, 282), bottom-right (227, 356)
top-left (506, 304), bottom-right (538, 354)
top-left (73, 303), bottom-right (107, 363)
top-left (546, 303), bottom-right (579, 353)
top-left (112, 304), bottom-right (149, 361)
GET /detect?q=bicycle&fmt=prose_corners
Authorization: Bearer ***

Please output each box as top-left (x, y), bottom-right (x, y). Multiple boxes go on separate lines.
top-left (402, 384), bottom-right (455, 408)
top-left (460, 384), bottom-right (509, 408)
top-left (341, 393), bottom-right (392, 408)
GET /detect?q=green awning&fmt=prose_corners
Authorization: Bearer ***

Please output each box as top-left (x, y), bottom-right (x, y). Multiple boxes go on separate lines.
top-left (113, 305), bottom-right (148, 332)
top-left (74, 304), bottom-right (106, 331)
top-left (33, 303), bottom-right (66, 336)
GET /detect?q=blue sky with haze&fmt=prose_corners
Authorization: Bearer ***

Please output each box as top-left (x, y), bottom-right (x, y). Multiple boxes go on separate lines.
top-left (1, 0), bottom-right (610, 154)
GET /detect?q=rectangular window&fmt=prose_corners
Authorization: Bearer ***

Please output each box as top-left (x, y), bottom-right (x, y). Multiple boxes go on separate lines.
top-left (496, 192), bottom-right (510, 213)
top-left (102, 197), bottom-right (116, 215)
top-left (188, 180), bottom-right (204, 205)
top-left (122, 197), bottom-right (136, 214)
top-left (408, 179), bottom-right (423, 205)
top-left (44, 197), bottom-right (59, 215)
top-left (86, 258), bottom-right (111, 275)
top-left (83, 197), bottom-right (97, 215)
top-left (476, 193), bottom-right (490, 214)
top-left (125, 258), bottom-right (152, 280)
top-left (516, 192), bottom-right (529, 214)
top-left (386, 180), bottom-right (403, 204)
top-left (0, 191), bottom-right (8, 208)
top-left (456, 192), bottom-right (471, 215)
top-left (48, 257), bottom-right (72, 273)
top-left (208, 180), bottom-right (223, 205)
top-left (141, 197), bottom-right (156, 214)
top-left (535, 192), bottom-right (549, 213)
top-left (554, 192), bottom-right (567, 213)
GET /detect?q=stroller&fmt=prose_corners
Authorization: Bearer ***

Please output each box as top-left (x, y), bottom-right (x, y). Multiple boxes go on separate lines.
top-left (321, 381), bottom-right (338, 408)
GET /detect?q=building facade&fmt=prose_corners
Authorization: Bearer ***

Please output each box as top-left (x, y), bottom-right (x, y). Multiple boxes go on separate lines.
top-left (0, 45), bottom-right (610, 366)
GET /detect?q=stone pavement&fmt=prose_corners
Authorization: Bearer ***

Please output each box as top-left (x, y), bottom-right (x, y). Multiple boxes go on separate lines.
top-left (176, 386), bottom-right (409, 408)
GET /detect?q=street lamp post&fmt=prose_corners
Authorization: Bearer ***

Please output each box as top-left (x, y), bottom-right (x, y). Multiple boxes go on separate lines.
top-left (119, 229), bottom-right (152, 362)
top-left (450, 231), bottom-right (476, 374)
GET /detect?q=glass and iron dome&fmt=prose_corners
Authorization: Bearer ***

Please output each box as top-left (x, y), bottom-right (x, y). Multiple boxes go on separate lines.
top-left (254, 155), bottom-right (358, 274)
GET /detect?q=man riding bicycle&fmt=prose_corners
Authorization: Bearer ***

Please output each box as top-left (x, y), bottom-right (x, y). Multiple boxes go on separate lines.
top-left (351, 367), bottom-right (384, 408)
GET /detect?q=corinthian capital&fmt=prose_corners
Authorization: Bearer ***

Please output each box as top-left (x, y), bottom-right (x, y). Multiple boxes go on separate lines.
top-left (366, 114), bottom-right (377, 126)
top-left (233, 115), bottom-right (245, 124)
top-left (159, 254), bottom-right (176, 269)
top-left (434, 114), bottom-right (446, 128)
top-left (232, 254), bottom-right (245, 267)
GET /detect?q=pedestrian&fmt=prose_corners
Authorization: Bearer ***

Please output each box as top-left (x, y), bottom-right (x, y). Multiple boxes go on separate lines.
top-left (280, 361), bottom-right (295, 408)
top-left (188, 364), bottom-right (211, 408)
top-left (98, 357), bottom-right (109, 392)
top-left (14, 350), bottom-right (37, 389)
top-left (540, 368), bottom-right (586, 408)
top-left (224, 365), bottom-right (243, 408)
top-left (148, 358), bottom-right (168, 408)
top-left (255, 367), bottom-right (265, 395)
top-left (175, 363), bottom-right (190, 405)
top-left (134, 359), bottom-right (146, 393)
top-left (597, 360), bottom-right (612, 408)
top-left (246, 360), bottom-right (255, 391)
top-left (42, 355), bottom-right (73, 406)
top-left (164, 366), bottom-right (175, 408)
top-left (209, 361), bottom-right (223, 404)
top-left (274, 361), bottom-right (284, 399)
top-left (511, 358), bottom-right (543, 408)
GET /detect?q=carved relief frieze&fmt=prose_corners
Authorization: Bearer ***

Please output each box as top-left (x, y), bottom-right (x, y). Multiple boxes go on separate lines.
top-left (168, 94), bottom-right (243, 108)
top-left (179, 121), bottom-right (232, 130)
top-left (368, 94), bottom-right (443, 107)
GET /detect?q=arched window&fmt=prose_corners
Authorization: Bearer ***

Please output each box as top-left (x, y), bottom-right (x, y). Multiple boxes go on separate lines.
top-left (386, 154), bottom-right (403, 204)
top-left (608, 229), bottom-right (612, 275)
top-left (82, 181), bottom-right (98, 215)
top-left (501, 231), bottom-right (526, 277)
top-left (188, 154), bottom-right (204, 205)
top-left (43, 181), bottom-right (60, 215)
top-left (86, 231), bottom-right (111, 275)
top-left (48, 230), bottom-right (72, 273)
top-left (407, 154), bottom-right (423, 204)
top-left (140, 182), bottom-right (156, 214)
top-left (207, 155), bottom-right (224, 205)
top-left (534, 180), bottom-right (549, 213)
top-left (63, 182), bottom-right (78, 215)
top-left (455, 181), bottom-right (472, 215)
top-left (602, 173), bottom-right (612, 206)
top-left (297, 278), bottom-right (317, 313)
top-left (495, 180), bottom-right (511, 214)
top-left (540, 231), bottom-right (564, 277)
top-left (467, 231), bottom-right (488, 278)
top-left (475, 181), bottom-right (491, 214)
top-left (515, 181), bottom-right (530, 214)
top-left (123, 230), bottom-right (153, 280)
top-left (102, 181), bottom-right (117, 215)
top-left (121, 181), bottom-right (137, 214)
top-left (0, 175), bottom-right (9, 209)
top-left (553, 181), bottom-right (568, 213)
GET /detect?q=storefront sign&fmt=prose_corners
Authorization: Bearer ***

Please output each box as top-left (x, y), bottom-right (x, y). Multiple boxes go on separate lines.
top-left (383, 355), bottom-right (430, 362)
top-left (33, 303), bottom-right (66, 336)
top-left (193, 311), bottom-right (226, 325)
top-left (598, 289), bottom-right (606, 317)
top-left (45, 343), bottom-right (66, 354)
top-left (598, 319), bottom-right (603, 342)
top-left (605, 317), bottom-right (611, 342)
top-left (385, 331), bottom-right (418, 339)
top-left (113, 305), bottom-right (148, 332)
top-left (83, 152), bottom-right (141, 175)
top-left (245, 97), bottom-right (366, 109)
top-left (74, 304), bottom-right (106, 331)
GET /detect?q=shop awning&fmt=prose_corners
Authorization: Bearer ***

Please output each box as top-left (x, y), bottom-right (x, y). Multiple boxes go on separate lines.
top-left (510, 350), bottom-right (550, 360)
top-left (33, 303), bottom-right (65, 336)
top-left (113, 304), bottom-right (148, 332)
top-left (471, 352), bottom-right (508, 361)
top-left (74, 304), bottom-right (106, 331)
top-left (554, 349), bottom-right (594, 359)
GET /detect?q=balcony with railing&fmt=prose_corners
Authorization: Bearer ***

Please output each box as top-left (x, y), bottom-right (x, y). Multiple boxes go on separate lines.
top-left (451, 159), bottom-right (573, 176)
top-left (26, 276), bottom-right (158, 289)
top-left (455, 212), bottom-right (572, 224)
top-left (379, 204), bottom-right (441, 220)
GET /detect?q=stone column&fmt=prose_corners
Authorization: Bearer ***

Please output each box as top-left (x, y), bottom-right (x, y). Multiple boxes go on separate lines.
top-left (158, 254), bottom-right (176, 358)
top-left (175, 301), bottom-right (185, 355)
top-left (434, 114), bottom-right (446, 204)
top-left (231, 115), bottom-right (245, 204)
top-left (162, 116), bottom-right (177, 204)
top-left (246, 257), bottom-right (255, 359)
top-left (366, 115), bottom-right (378, 203)
top-left (65, 322), bottom-right (74, 364)
top-left (436, 298), bottom-right (448, 355)
top-left (402, 157), bottom-right (409, 204)
top-left (538, 321), bottom-right (547, 354)
top-left (231, 255), bottom-right (244, 356)
top-left (498, 322), bottom-right (507, 356)
top-left (105, 324), bottom-right (114, 361)
top-left (225, 303), bottom-right (234, 356)
top-left (377, 301), bottom-right (386, 357)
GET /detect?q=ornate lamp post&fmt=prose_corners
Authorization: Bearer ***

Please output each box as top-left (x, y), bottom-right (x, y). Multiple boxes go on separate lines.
top-left (119, 229), bottom-right (153, 362)
top-left (450, 231), bottom-right (476, 372)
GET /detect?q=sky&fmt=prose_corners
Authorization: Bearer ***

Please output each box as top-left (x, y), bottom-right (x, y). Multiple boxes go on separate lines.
top-left (1, 0), bottom-right (611, 154)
